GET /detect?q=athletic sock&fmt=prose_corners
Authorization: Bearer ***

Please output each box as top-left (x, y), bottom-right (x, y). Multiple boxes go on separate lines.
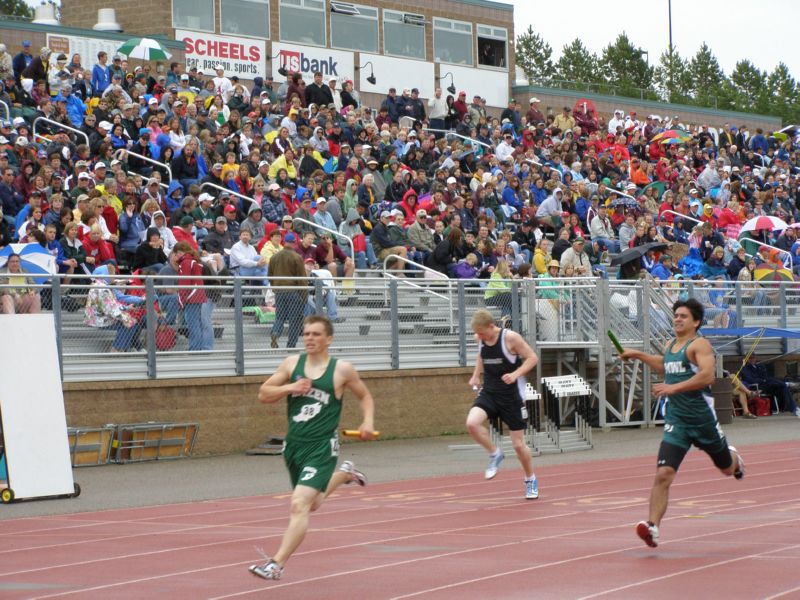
top-left (525, 473), bottom-right (536, 482)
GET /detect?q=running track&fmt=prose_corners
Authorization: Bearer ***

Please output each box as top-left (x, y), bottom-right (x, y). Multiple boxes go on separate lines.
top-left (1, 441), bottom-right (799, 599)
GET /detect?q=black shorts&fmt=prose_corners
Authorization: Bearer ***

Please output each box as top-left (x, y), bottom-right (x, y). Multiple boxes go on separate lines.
top-left (473, 390), bottom-right (528, 431)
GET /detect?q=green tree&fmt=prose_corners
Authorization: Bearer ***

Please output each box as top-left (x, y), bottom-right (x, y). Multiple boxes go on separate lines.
top-left (687, 43), bottom-right (727, 108)
top-left (554, 39), bottom-right (598, 91)
top-left (598, 33), bottom-right (653, 99)
top-left (728, 60), bottom-right (768, 114)
top-left (514, 26), bottom-right (555, 85)
top-left (0, 0), bottom-right (33, 18)
top-left (766, 62), bottom-right (799, 124)
top-left (652, 48), bottom-right (692, 104)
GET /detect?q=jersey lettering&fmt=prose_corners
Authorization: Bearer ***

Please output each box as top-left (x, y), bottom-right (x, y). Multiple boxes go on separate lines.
top-left (664, 361), bottom-right (687, 375)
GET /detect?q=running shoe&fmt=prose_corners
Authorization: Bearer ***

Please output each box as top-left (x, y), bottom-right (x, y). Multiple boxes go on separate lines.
top-left (729, 445), bottom-right (745, 480)
top-left (484, 449), bottom-right (505, 480)
top-left (249, 560), bottom-right (284, 580)
top-left (525, 477), bottom-right (539, 500)
top-left (339, 460), bottom-right (367, 486)
top-left (636, 521), bottom-right (659, 548)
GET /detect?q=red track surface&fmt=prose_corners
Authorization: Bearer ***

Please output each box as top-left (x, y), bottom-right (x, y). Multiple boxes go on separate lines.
top-left (1, 441), bottom-right (800, 599)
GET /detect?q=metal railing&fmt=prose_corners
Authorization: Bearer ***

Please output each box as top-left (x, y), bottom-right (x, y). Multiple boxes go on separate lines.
top-left (32, 116), bottom-right (90, 147)
top-left (0, 99), bottom-right (9, 122)
top-left (660, 210), bottom-right (702, 225)
top-left (738, 238), bottom-right (794, 271)
top-left (421, 128), bottom-right (493, 149)
top-left (115, 148), bottom-right (173, 183)
top-left (380, 254), bottom-right (454, 332)
top-left (127, 170), bottom-right (169, 189)
top-left (292, 216), bottom-right (355, 262)
top-left (200, 181), bottom-right (256, 207)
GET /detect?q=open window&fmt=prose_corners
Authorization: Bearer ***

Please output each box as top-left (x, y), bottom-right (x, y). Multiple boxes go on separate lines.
top-left (477, 24), bottom-right (507, 69)
top-left (383, 10), bottom-right (426, 60)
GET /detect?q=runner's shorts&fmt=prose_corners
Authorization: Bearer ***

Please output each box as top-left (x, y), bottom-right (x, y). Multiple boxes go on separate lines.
top-left (283, 435), bottom-right (340, 491)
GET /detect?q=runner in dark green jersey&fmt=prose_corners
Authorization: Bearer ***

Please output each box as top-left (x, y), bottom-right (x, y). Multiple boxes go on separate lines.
top-left (620, 298), bottom-right (744, 549)
top-left (250, 315), bottom-right (376, 580)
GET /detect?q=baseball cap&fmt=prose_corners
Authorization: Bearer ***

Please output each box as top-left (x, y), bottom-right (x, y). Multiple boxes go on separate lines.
top-left (446, 176), bottom-right (457, 184)
top-left (180, 74), bottom-right (189, 81)
top-left (15, 137), bottom-right (28, 146)
top-left (94, 163), bottom-right (107, 171)
top-left (36, 149), bottom-right (47, 158)
top-left (139, 127), bottom-right (151, 136)
top-left (179, 215), bottom-right (194, 226)
top-left (214, 216), bottom-right (227, 224)
top-left (98, 121), bottom-right (112, 130)
top-left (367, 158), bottom-right (378, 165)
top-left (77, 172), bottom-right (91, 180)
top-left (223, 204), bottom-right (236, 214)
top-left (416, 209), bottom-right (428, 218)
top-left (284, 232), bottom-right (296, 243)
top-left (212, 162), bottom-right (223, 170)
top-left (316, 197), bottom-right (327, 204)
top-left (380, 210), bottom-right (391, 219)
top-left (268, 183), bottom-right (280, 192)
top-left (548, 260), bottom-right (560, 268)
top-left (198, 192), bottom-right (213, 203)
top-left (76, 194), bottom-right (90, 203)
top-left (573, 236), bottom-right (585, 244)
top-left (148, 97), bottom-right (158, 105)
top-left (529, 97), bottom-right (540, 103)
top-left (282, 215), bottom-right (293, 222)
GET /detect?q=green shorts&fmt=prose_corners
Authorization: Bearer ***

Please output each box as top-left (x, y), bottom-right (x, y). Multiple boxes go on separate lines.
top-left (283, 435), bottom-right (340, 492)
top-left (662, 418), bottom-right (726, 452)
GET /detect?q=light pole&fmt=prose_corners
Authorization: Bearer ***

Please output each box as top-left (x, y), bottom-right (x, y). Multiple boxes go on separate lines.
top-left (668, 0), bottom-right (674, 100)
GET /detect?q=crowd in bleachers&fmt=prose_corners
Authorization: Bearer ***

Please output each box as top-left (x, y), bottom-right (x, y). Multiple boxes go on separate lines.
top-left (0, 40), bottom-right (798, 349)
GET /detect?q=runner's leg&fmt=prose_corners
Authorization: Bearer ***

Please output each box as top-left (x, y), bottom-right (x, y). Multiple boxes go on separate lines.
top-left (466, 406), bottom-right (496, 454)
top-left (509, 429), bottom-right (534, 479)
top-left (273, 484), bottom-right (322, 566)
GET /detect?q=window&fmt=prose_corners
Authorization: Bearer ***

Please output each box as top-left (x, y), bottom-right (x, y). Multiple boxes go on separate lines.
top-left (331, 3), bottom-right (378, 52)
top-left (383, 10), bottom-right (425, 61)
top-left (221, 0), bottom-right (270, 38)
top-left (477, 25), bottom-right (507, 68)
top-left (434, 18), bottom-right (473, 66)
top-left (173, 0), bottom-right (214, 32)
top-left (279, 0), bottom-right (326, 46)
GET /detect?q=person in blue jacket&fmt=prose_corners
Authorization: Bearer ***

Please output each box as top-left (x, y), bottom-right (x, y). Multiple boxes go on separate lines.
top-left (90, 51), bottom-right (111, 98)
top-left (118, 197), bottom-right (147, 257)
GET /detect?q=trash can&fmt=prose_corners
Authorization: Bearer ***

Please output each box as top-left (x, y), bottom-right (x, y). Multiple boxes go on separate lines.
top-left (713, 378), bottom-right (734, 424)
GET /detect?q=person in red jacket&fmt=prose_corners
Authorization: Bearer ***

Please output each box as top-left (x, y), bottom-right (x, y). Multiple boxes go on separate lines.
top-left (174, 241), bottom-right (213, 351)
top-left (81, 224), bottom-right (116, 269)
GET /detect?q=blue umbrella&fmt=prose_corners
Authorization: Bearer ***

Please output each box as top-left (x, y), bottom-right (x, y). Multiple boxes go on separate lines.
top-left (608, 196), bottom-right (641, 210)
top-left (0, 243), bottom-right (56, 283)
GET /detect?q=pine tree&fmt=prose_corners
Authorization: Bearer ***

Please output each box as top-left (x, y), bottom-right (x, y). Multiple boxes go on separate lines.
top-left (514, 26), bottom-right (555, 85)
top-left (728, 60), bottom-right (768, 114)
top-left (555, 39), bottom-right (598, 91)
top-left (652, 48), bottom-right (692, 104)
top-left (766, 63), bottom-right (799, 124)
top-left (598, 33), bottom-right (653, 99)
top-left (687, 43), bottom-right (727, 108)
top-left (0, 0), bottom-right (33, 18)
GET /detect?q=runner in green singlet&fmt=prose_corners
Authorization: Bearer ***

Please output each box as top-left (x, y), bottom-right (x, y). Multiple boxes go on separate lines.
top-left (249, 315), bottom-right (376, 580)
top-left (620, 298), bottom-right (745, 549)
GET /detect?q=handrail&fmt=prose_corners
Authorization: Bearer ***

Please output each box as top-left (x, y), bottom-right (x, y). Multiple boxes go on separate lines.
top-left (0, 99), bottom-right (9, 122)
top-left (115, 148), bottom-right (173, 183)
top-left (660, 210), bottom-right (703, 225)
top-left (127, 170), bottom-right (169, 189)
top-left (738, 238), bottom-right (794, 270)
top-left (291, 216), bottom-right (355, 262)
top-left (381, 253), bottom-right (453, 333)
top-left (421, 128), bottom-right (493, 149)
top-left (199, 181), bottom-right (256, 208)
top-left (32, 116), bottom-right (89, 147)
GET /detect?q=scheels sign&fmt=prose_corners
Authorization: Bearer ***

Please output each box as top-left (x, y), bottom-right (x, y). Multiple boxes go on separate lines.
top-left (176, 30), bottom-right (266, 79)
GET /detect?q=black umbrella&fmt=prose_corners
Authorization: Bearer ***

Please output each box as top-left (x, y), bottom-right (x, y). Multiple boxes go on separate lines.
top-left (609, 242), bottom-right (670, 266)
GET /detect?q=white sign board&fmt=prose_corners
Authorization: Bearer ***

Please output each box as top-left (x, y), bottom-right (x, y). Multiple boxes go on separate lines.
top-left (176, 30), bottom-right (266, 79)
top-left (445, 65), bottom-right (509, 108)
top-left (271, 42), bottom-right (354, 85)
top-left (0, 314), bottom-right (73, 500)
top-left (357, 53), bottom-right (435, 99)
top-left (46, 33), bottom-right (121, 70)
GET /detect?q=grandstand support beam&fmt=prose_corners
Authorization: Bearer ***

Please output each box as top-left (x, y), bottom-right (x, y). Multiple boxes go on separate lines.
top-left (511, 280), bottom-right (521, 332)
top-left (233, 279), bottom-right (244, 377)
top-left (780, 282), bottom-right (788, 356)
top-left (641, 280), bottom-right (653, 425)
top-left (389, 280), bottom-right (399, 369)
top-left (457, 281), bottom-right (466, 367)
top-left (735, 281), bottom-right (744, 356)
top-left (52, 276), bottom-right (64, 381)
top-left (145, 278), bottom-right (157, 379)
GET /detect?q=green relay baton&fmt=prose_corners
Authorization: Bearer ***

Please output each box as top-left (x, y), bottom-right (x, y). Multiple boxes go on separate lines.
top-left (607, 330), bottom-right (624, 354)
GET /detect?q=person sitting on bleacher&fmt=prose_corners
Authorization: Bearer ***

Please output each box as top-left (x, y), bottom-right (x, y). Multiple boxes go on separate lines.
top-left (739, 356), bottom-right (800, 418)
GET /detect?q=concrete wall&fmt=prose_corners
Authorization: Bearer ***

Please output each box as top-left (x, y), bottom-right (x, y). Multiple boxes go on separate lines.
top-left (63, 367), bottom-right (475, 455)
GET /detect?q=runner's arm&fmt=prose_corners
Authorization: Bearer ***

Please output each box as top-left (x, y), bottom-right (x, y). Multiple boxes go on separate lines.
top-left (469, 353), bottom-right (484, 388)
top-left (619, 348), bottom-right (665, 373)
top-left (505, 331), bottom-right (539, 382)
top-left (342, 361), bottom-right (375, 439)
top-left (258, 356), bottom-right (308, 404)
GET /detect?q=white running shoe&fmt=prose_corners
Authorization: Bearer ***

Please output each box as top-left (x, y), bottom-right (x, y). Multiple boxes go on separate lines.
top-left (339, 460), bottom-right (367, 486)
top-left (729, 445), bottom-right (745, 480)
top-left (484, 449), bottom-right (505, 480)
top-left (525, 477), bottom-right (539, 500)
top-left (249, 560), bottom-right (284, 580)
top-left (636, 521), bottom-right (659, 548)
